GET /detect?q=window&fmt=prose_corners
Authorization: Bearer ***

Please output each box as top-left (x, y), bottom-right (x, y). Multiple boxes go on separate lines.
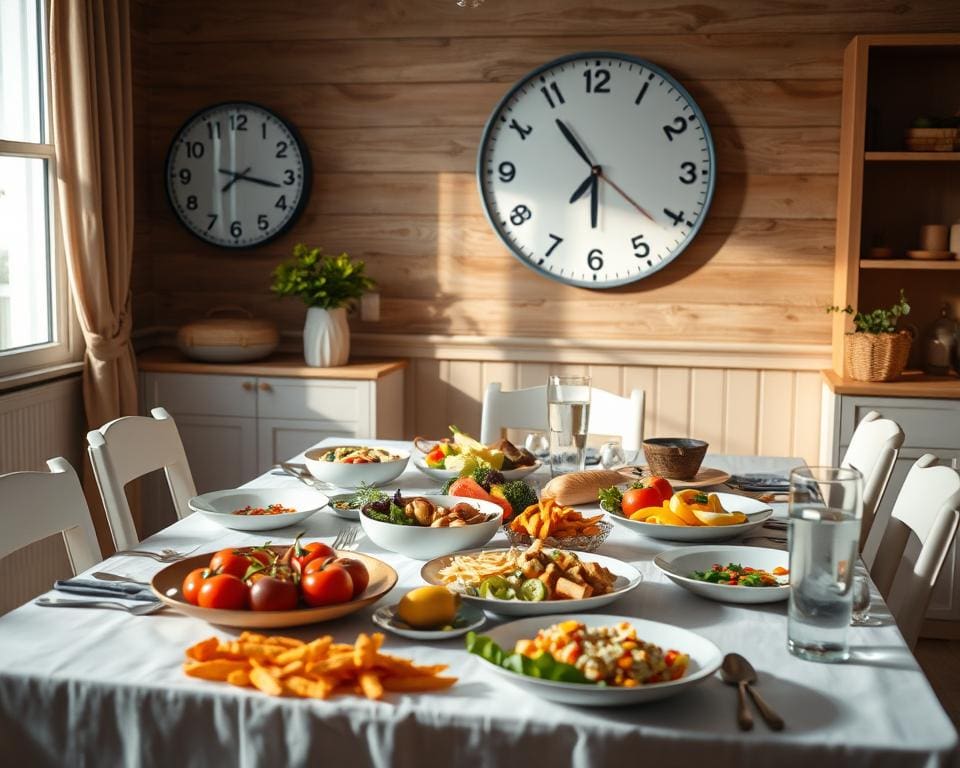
top-left (0, 0), bottom-right (78, 379)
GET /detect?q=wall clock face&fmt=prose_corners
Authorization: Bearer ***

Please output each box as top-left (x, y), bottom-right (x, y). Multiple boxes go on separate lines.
top-left (165, 101), bottom-right (311, 248)
top-left (478, 52), bottom-right (716, 288)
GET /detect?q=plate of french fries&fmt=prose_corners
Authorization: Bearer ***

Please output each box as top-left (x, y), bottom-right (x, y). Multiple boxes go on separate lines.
top-left (421, 545), bottom-right (642, 616)
top-left (152, 549), bottom-right (398, 628)
top-left (504, 497), bottom-right (612, 552)
top-left (183, 631), bottom-right (457, 700)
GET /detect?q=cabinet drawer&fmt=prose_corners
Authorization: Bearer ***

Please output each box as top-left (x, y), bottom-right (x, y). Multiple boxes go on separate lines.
top-left (144, 372), bottom-right (256, 418)
top-left (257, 377), bottom-right (370, 425)
top-left (842, 398), bottom-right (960, 451)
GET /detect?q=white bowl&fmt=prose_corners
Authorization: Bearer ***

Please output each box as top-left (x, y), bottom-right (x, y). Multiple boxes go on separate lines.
top-left (607, 492), bottom-right (774, 542)
top-left (421, 548), bottom-right (643, 616)
top-left (303, 446), bottom-right (409, 489)
top-left (359, 495), bottom-right (502, 560)
top-left (472, 613), bottom-right (723, 706)
top-left (189, 487), bottom-right (329, 531)
top-left (654, 545), bottom-right (790, 604)
top-left (412, 457), bottom-right (542, 483)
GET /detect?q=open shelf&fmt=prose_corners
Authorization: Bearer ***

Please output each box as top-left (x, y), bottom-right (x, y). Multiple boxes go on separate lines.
top-left (822, 369), bottom-right (960, 399)
top-left (865, 152), bottom-right (960, 161)
top-left (861, 259), bottom-right (960, 269)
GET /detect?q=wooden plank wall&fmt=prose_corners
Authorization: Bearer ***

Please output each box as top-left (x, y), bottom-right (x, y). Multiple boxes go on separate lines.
top-left (130, 1), bottom-right (960, 461)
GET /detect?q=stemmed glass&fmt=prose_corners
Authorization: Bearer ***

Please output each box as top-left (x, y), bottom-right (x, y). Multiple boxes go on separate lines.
top-left (523, 432), bottom-right (549, 459)
top-left (599, 440), bottom-right (626, 469)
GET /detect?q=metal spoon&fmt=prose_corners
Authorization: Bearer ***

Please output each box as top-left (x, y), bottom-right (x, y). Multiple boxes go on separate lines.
top-left (721, 653), bottom-right (784, 731)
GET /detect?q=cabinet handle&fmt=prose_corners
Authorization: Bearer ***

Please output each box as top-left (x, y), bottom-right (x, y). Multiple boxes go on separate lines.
top-left (259, 382), bottom-right (273, 393)
top-left (241, 381), bottom-right (254, 391)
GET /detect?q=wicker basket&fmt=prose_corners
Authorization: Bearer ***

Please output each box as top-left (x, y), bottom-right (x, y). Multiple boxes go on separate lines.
top-left (641, 438), bottom-right (708, 481)
top-left (844, 331), bottom-right (912, 382)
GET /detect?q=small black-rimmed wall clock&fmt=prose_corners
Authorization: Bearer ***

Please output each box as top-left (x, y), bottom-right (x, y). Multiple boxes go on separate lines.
top-left (165, 101), bottom-right (311, 248)
top-left (477, 52), bottom-right (716, 288)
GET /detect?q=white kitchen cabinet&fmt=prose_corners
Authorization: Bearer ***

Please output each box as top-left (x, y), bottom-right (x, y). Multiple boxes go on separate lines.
top-left (139, 351), bottom-right (405, 502)
top-left (827, 389), bottom-right (960, 635)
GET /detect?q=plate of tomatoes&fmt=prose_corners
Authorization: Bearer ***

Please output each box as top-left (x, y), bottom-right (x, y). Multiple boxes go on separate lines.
top-left (150, 536), bottom-right (397, 628)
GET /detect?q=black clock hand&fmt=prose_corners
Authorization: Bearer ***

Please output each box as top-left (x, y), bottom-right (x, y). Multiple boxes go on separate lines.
top-left (220, 166), bottom-right (251, 193)
top-left (590, 174), bottom-right (599, 229)
top-left (555, 119), bottom-right (593, 167)
top-left (569, 173), bottom-right (594, 204)
top-left (235, 174), bottom-right (282, 189)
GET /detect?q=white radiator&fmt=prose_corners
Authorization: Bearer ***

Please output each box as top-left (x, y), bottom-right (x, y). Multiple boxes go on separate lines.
top-left (0, 376), bottom-right (85, 615)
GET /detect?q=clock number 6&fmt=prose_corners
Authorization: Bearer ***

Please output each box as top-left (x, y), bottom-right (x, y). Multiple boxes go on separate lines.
top-left (631, 235), bottom-right (650, 258)
top-left (230, 221), bottom-right (242, 238)
top-left (510, 204), bottom-right (532, 226)
top-left (587, 249), bottom-right (604, 271)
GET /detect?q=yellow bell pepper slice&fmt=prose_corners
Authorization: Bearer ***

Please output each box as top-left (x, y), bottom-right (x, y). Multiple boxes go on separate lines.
top-left (668, 493), bottom-right (701, 526)
top-left (691, 509), bottom-right (748, 526)
top-left (651, 507), bottom-right (688, 526)
top-left (629, 506), bottom-right (664, 521)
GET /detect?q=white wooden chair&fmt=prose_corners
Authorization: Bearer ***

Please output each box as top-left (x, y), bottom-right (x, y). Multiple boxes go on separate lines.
top-left (869, 454), bottom-right (960, 649)
top-left (841, 410), bottom-right (904, 551)
top-left (87, 407), bottom-right (197, 551)
top-left (0, 458), bottom-right (100, 604)
top-left (480, 384), bottom-right (645, 454)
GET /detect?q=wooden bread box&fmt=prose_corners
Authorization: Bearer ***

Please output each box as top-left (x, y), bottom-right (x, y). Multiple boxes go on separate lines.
top-left (176, 307), bottom-right (280, 363)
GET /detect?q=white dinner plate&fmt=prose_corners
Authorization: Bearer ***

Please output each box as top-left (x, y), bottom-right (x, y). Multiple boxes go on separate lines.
top-left (654, 545), bottom-right (790, 604)
top-left (607, 493), bottom-right (774, 542)
top-left (412, 457), bottom-right (542, 483)
top-left (420, 548), bottom-right (642, 616)
top-left (372, 601), bottom-right (486, 640)
top-left (189, 487), bottom-right (329, 531)
top-left (471, 613), bottom-right (723, 706)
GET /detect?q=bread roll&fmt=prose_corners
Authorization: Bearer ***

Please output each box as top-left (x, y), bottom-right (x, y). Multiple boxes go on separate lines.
top-left (541, 470), bottom-right (625, 506)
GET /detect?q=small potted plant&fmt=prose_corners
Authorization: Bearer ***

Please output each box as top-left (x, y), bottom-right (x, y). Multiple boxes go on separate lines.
top-left (827, 290), bottom-right (911, 382)
top-left (271, 244), bottom-right (375, 367)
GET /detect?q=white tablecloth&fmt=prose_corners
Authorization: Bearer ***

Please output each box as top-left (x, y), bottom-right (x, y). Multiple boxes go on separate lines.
top-left (0, 439), bottom-right (955, 767)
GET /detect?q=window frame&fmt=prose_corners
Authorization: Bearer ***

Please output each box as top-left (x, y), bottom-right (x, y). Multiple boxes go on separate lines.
top-left (0, 0), bottom-right (82, 385)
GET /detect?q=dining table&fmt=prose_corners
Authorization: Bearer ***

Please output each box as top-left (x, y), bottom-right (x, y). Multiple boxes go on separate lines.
top-left (0, 437), bottom-right (955, 768)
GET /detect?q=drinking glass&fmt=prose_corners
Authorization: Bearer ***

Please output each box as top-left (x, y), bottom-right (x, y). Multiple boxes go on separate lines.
top-left (850, 574), bottom-right (872, 626)
top-left (547, 375), bottom-right (591, 478)
top-left (786, 466), bottom-right (863, 662)
top-left (599, 440), bottom-right (626, 470)
top-left (523, 431), bottom-right (549, 459)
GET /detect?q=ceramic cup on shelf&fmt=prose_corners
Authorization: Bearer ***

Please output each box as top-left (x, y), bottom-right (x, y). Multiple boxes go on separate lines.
top-left (949, 222), bottom-right (960, 258)
top-left (919, 224), bottom-right (949, 252)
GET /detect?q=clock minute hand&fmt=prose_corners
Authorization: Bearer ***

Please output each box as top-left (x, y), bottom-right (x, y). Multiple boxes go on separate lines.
top-left (219, 166), bottom-right (251, 193)
top-left (555, 119), bottom-right (594, 168)
top-left (236, 173), bottom-right (282, 189)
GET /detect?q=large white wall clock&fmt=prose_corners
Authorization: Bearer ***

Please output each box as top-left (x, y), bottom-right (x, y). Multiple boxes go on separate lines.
top-left (165, 101), bottom-right (311, 248)
top-left (477, 52), bottom-right (716, 288)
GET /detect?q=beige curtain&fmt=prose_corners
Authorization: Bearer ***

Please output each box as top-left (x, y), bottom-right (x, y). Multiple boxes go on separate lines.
top-left (49, 0), bottom-right (137, 553)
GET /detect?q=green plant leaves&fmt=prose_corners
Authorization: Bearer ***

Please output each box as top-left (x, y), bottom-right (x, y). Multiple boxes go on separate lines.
top-left (270, 243), bottom-right (375, 309)
top-left (826, 289), bottom-right (909, 334)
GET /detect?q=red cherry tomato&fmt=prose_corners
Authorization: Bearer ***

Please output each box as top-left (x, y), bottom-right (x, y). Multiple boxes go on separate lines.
top-left (292, 538), bottom-right (336, 573)
top-left (336, 557), bottom-right (369, 598)
top-left (249, 575), bottom-right (299, 612)
top-left (197, 574), bottom-right (249, 610)
top-left (301, 563), bottom-right (353, 606)
top-left (208, 549), bottom-right (254, 579)
top-left (645, 476), bottom-right (674, 503)
top-left (621, 487), bottom-right (663, 515)
top-left (181, 567), bottom-right (210, 606)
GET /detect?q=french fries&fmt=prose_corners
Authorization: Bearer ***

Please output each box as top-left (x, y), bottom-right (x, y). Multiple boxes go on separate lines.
top-left (182, 631), bottom-right (456, 701)
top-left (508, 497), bottom-right (604, 540)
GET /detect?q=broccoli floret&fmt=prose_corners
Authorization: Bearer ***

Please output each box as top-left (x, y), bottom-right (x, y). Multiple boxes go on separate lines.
top-left (472, 466), bottom-right (506, 491)
top-left (440, 477), bottom-right (456, 495)
top-left (500, 480), bottom-right (538, 517)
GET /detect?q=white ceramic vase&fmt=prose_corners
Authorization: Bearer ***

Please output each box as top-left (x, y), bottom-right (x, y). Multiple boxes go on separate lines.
top-left (303, 306), bottom-right (349, 367)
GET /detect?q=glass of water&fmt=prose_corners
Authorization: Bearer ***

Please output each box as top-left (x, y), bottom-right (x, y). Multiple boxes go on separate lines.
top-left (786, 466), bottom-right (863, 662)
top-left (546, 375), bottom-right (591, 478)
top-left (850, 574), bottom-right (872, 626)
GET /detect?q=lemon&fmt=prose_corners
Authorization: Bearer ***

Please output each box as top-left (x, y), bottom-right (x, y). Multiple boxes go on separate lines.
top-left (397, 586), bottom-right (460, 629)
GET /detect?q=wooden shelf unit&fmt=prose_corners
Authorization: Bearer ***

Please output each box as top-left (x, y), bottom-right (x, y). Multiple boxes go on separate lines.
top-left (860, 259), bottom-right (960, 270)
top-left (832, 34), bottom-right (960, 377)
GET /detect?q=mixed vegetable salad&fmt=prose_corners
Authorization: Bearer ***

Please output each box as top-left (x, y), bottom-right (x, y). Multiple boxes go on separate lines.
top-left (688, 562), bottom-right (789, 587)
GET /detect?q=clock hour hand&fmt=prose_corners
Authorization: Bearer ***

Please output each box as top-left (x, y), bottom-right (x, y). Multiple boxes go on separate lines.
top-left (569, 173), bottom-right (594, 204)
top-left (219, 166), bottom-right (251, 193)
top-left (219, 167), bottom-right (282, 192)
top-left (590, 175), bottom-right (598, 229)
top-left (555, 119), bottom-right (594, 168)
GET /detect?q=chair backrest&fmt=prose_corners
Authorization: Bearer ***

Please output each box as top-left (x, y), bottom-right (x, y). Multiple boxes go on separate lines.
top-left (480, 383), bottom-right (645, 453)
top-left (869, 454), bottom-right (960, 649)
top-left (87, 406), bottom-right (197, 551)
top-left (0, 457), bottom-right (100, 575)
top-left (840, 410), bottom-right (904, 550)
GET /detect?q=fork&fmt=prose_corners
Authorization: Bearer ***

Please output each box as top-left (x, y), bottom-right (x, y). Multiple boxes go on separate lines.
top-left (332, 526), bottom-right (359, 551)
top-left (34, 597), bottom-right (165, 615)
top-left (110, 544), bottom-right (201, 562)
top-left (93, 572), bottom-right (151, 586)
